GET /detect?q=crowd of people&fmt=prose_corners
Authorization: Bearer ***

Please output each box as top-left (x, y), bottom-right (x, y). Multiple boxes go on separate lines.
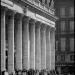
top-left (2, 69), bottom-right (74, 75)
top-left (1, 69), bottom-right (59, 75)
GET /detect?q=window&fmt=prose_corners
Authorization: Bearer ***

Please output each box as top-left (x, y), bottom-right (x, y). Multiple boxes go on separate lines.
top-left (69, 7), bottom-right (74, 17)
top-left (70, 21), bottom-right (74, 31)
top-left (70, 38), bottom-right (74, 51)
top-left (61, 21), bottom-right (65, 31)
top-left (61, 38), bottom-right (66, 51)
top-left (60, 8), bottom-right (65, 17)
top-left (65, 55), bottom-right (70, 62)
top-left (57, 55), bottom-right (61, 62)
top-left (70, 55), bottom-right (74, 61)
top-left (56, 41), bottom-right (58, 50)
top-left (61, 55), bottom-right (65, 61)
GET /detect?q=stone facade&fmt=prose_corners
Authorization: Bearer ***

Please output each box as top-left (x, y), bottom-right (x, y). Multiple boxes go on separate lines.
top-left (55, 0), bottom-right (74, 74)
top-left (1, 0), bottom-right (57, 74)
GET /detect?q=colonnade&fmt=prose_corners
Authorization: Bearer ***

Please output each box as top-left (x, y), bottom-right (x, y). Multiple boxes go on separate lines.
top-left (1, 6), bottom-right (55, 74)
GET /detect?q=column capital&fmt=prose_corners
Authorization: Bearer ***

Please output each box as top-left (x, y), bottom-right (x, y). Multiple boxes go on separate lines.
top-left (29, 18), bottom-right (36, 24)
top-left (15, 13), bottom-right (24, 20)
top-left (35, 21), bottom-right (41, 25)
top-left (1, 6), bottom-right (8, 12)
top-left (6, 9), bottom-right (16, 17)
top-left (50, 27), bottom-right (56, 32)
top-left (41, 24), bottom-right (47, 31)
top-left (35, 21), bottom-right (41, 28)
top-left (46, 26), bottom-right (51, 32)
top-left (22, 16), bottom-right (30, 23)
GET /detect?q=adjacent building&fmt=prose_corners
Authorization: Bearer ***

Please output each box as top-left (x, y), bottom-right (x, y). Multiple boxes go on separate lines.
top-left (55, 0), bottom-right (74, 74)
top-left (1, 0), bottom-right (57, 74)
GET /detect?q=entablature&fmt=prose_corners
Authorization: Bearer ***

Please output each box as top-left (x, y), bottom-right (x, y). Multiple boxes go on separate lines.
top-left (1, 0), bottom-right (58, 28)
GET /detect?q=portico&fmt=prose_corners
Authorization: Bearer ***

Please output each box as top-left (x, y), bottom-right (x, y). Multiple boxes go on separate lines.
top-left (1, 0), bottom-right (57, 74)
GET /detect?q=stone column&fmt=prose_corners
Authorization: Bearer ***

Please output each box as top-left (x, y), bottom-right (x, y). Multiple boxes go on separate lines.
top-left (35, 21), bottom-right (41, 71)
top-left (50, 28), bottom-right (55, 70)
top-left (29, 19), bottom-right (35, 70)
top-left (1, 7), bottom-right (6, 71)
top-left (41, 24), bottom-right (46, 70)
top-left (15, 13), bottom-right (23, 70)
top-left (7, 11), bottom-right (15, 74)
top-left (22, 16), bottom-right (30, 70)
top-left (46, 26), bottom-right (51, 70)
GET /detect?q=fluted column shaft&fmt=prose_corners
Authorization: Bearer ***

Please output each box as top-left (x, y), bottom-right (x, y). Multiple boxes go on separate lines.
top-left (29, 19), bottom-right (35, 69)
top-left (15, 13), bottom-right (23, 70)
top-left (22, 16), bottom-right (30, 70)
top-left (7, 11), bottom-right (15, 74)
top-left (35, 22), bottom-right (41, 70)
top-left (1, 8), bottom-right (6, 71)
top-left (41, 24), bottom-right (46, 70)
top-left (46, 26), bottom-right (51, 70)
top-left (50, 30), bottom-right (55, 70)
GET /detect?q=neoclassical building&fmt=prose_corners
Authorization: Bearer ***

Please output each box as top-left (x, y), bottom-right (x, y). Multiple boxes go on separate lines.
top-left (1, 0), bottom-right (57, 74)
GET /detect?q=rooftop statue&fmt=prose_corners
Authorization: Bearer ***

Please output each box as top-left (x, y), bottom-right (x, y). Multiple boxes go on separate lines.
top-left (50, 0), bottom-right (54, 9)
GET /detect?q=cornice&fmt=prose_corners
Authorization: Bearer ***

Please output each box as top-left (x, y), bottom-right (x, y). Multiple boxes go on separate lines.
top-left (14, 0), bottom-right (58, 22)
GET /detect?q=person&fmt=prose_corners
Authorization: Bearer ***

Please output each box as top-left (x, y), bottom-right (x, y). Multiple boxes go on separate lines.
top-left (4, 70), bottom-right (9, 75)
